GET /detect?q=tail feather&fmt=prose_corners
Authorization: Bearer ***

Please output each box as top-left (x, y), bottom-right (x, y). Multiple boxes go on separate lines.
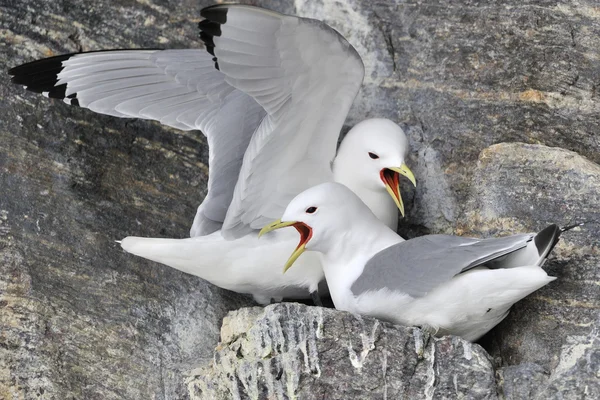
top-left (120, 236), bottom-right (213, 277)
top-left (534, 224), bottom-right (562, 260)
top-left (561, 222), bottom-right (585, 232)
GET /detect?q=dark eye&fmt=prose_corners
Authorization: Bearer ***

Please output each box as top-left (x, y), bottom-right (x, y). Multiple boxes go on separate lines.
top-left (368, 152), bottom-right (379, 159)
top-left (306, 207), bottom-right (317, 214)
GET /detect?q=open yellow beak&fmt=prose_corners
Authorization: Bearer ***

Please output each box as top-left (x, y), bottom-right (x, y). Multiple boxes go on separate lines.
top-left (258, 219), bottom-right (296, 238)
top-left (258, 219), bottom-right (312, 273)
top-left (392, 163), bottom-right (417, 188)
top-left (381, 163), bottom-right (416, 217)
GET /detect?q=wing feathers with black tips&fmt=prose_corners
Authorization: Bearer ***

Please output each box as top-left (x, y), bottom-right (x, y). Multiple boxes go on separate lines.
top-left (9, 48), bottom-right (266, 237)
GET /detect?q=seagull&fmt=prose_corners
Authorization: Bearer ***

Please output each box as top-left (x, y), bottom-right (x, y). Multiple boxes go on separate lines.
top-left (259, 182), bottom-right (573, 341)
top-left (9, 5), bottom-right (416, 304)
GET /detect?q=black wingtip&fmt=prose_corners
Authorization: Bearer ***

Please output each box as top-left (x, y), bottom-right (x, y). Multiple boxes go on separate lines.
top-left (47, 83), bottom-right (67, 99)
top-left (9, 53), bottom-right (75, 100)
top-left (534, 224), bottom-right (562, 257)
top-left (198, 7), bottom-right (227, 71)
top-left (199, 32), bottom-right (216, 47)
top-left (8, 53), bottom-right (72, 77)
top-left (198, 19), bottom-right (222, 37)
top-left (10, 49), bottom-right (161, 106)
top-left (200, 5), bottom-right (228, 23)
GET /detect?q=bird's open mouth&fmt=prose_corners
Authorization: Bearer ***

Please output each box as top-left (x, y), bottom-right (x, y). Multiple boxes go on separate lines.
top-left (258, 219), bottom-right (312, 272)
top-left (380, 168), bottom-right (404, 216)
top-left (379, 164), bottom-right (417, 217)
top-left (381, 168), bottom-right (400, 201)
top-left (284, 221), bottom-right (312, 272)
top-left (293, 222), bottom-right (313, 252)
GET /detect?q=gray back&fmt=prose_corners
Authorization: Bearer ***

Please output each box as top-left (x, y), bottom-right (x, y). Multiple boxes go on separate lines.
top-left (351, 233), bottom-right (533, 298)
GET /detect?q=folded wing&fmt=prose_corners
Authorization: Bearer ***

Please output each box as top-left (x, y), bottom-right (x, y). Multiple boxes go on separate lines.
top-left (351, 233), bottom-right (535, 298)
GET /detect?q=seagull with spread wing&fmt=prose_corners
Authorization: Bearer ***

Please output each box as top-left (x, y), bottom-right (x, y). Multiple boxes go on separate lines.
top-left (260, 182), bottom-right (574, 341)
top-left (9, 4), bottom-right (416, 304)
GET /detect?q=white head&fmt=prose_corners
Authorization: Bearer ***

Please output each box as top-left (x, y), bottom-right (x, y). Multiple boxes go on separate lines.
top-left (259, 182), bottom-right (381, 272)
top-left (333, 118), bottom-right (416, 218)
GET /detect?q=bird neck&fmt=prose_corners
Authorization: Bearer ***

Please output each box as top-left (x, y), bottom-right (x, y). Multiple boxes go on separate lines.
top-left (332, 161), bottom-right (399, 231)
top-left (319, 220), bottom-right (403, 310)
top-left (318, 218), bottom-right (403, 278)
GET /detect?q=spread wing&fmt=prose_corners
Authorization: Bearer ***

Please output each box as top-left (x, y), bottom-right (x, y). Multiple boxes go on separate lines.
top-left (9, 49), bottom-right (266, 237)
top-left (10, 4), bottom-right (366, 240)
top-left (351, 233), bottom-right (535, 298)
top-left (199, 5), bottom-right (365, 239)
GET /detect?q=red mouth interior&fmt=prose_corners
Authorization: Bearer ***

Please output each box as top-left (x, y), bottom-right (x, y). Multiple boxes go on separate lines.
top-left (293, 222), bottom-right (313, 250)
top-left (380, 168), bottom-right (400, 198)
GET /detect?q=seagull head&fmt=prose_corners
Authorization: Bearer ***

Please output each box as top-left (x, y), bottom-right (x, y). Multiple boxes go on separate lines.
top-left (259, 182), bottom-right (375, 272)
top-left (333, 118), bottom-right (416, 217)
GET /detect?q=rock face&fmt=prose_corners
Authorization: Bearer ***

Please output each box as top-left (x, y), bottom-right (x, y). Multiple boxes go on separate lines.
top-left (187, 143), bottom-right (599, 399)
top-left (294, 0), bottom-right (600, 237)
top-left (1, 1), bottom-right (255, 399)
top-left (188, 303), bottom-right (498, 400)
top-left (2, 0), bottom-right (600, 399)
top-left (459, 143), bottom-right (600, 399)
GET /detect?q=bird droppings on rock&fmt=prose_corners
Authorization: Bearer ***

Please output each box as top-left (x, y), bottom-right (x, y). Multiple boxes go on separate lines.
top-left (347, 319), bottom-right (379, 370)
top-left (188, 303), bottom-right (497, 400)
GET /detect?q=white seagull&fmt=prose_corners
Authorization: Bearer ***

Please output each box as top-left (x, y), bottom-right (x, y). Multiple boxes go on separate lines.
top-left (9, 5), bottom-right (416, 304)
top-left (260, 182), bottom-right (572, 341)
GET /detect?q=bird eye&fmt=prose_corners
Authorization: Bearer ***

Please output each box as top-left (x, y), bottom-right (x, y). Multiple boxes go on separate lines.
top-left (306, 207), bottom-right (317, 214)
top-left (368, 152), bottom-right (379, 159)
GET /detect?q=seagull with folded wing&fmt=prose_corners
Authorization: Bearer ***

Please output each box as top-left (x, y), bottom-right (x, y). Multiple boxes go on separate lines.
top-left (260, 182), bottom-right (575, 341)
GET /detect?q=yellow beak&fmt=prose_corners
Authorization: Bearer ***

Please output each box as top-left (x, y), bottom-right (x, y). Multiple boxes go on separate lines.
top-left (382, 163), bottom-right (416, 217)
top-left (391, 163), bottom-right (417, 188)
top-left (258, 219), bottom-right (296, 238)
top-left (281, 243), bottom-right (307, 273)
top-left (258, 219), bottom-right (309, 273)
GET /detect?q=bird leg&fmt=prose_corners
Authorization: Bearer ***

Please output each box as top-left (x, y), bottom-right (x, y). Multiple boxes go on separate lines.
top-left (310, 291), bottom-right (323, 307)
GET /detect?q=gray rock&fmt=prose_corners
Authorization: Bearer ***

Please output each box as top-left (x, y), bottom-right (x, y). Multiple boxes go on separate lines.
top-left (188, 303), bottom-right (497, 400)
top-left (497, 363), bottom-right (549, 400)
top-left (458, 143), bottom-right (600, 399)
top-left (293, 0), bottom-right (600, 236)
top-left (1, 1), bottom-right (255, 399)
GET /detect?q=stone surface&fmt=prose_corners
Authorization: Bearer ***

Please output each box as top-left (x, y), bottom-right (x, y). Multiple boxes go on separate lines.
top-left (188, 303), bottom-right (497, 400)
top-left (293, 0), bottom-right (600, 236)
top-left (3, 0), bottom-right (600, 399)
top-left (189, 143), bottom-right (600, 399)
top-left (497, 363), bottom-right (549, 400)
top-left (459, 143), bottom-right (600, 399)
top-left (1, 1), bottom-right (256, 399)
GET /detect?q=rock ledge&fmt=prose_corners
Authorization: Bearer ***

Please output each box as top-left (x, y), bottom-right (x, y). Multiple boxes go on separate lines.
top-left (187, 303), bottom-right (497, 400)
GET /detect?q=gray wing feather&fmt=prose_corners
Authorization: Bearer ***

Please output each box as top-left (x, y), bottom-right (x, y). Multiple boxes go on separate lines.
top-left (14, 5), bottom-right (365, 240)
top-left (203, 5), bottom-right (365, 239)
top-left (351, 233), bottom-right (534, 298)
top-left (18, 48), bottom-right (267, 237)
